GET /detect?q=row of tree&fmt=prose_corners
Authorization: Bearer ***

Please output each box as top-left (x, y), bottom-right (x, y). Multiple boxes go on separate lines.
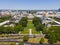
top-left (19, 17), bottom-right (28, 27)
top-left (32, 17), bottom-right (44, 31)
top-left (0, 25), bottom-right (24, 34)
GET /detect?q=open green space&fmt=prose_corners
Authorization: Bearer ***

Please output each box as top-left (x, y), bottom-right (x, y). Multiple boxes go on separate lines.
top-left (21, 20), bottom-right (40, 34)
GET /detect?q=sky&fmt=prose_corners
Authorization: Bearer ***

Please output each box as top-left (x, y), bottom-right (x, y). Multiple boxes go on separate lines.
top-left (0, 0), bottom-right (60, 10)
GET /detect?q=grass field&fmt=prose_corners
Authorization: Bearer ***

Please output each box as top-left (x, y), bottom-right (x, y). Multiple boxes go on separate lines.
top-left (21, 20), bottom-right (40, 34)
top-left (0, 42), bottom-right (16, 45)
top-left (28, 38), bottom-right (40, 43)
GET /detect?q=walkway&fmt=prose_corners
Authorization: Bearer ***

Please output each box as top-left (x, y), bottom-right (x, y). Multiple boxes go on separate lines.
top-left (0, 20), bottom-right (10, 26)
top-left (47, 17), bottom-right (60, 24)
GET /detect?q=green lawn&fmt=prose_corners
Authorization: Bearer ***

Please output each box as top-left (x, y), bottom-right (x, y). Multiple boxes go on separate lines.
top-left (0, 42), bottom-right (16, 45)
top-left (21, 20), bottom-right (40, 34)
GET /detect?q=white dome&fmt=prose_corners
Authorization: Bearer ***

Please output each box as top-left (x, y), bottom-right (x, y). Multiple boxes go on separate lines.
top-left (35, 14), bottom-right (43, 17)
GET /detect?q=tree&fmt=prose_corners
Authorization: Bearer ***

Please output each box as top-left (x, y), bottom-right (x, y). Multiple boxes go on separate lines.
top-left (14, 25), bottom-right (24, 33)
top-left (32, 17), bottom-right (44, 31)
top-left (20, 21), bottom-right (27, 27)
top-left (45, 26), bottom-right (60, 44)
top-left (19, 42), bottom-right (24, 45)
top-left (35, 24), bottom-right (43, 31)
top-left (19, 17), bottom-right (28, 27)
top-left (0, 26), bottom-right (4, 34)
top-left (0, 26), bottom-right (15, 34)
top-left (42, 27), bottom-right (47, 34)
top-left (33, 17), bottom-right (39, 24)
top-left (32, 17), bottom-right (42, 26)
top-left (2, 26), bottom-right (14, 34)
top-left (23, 36), bottom-right (29, 42)
top-left (10, 43), bottom-right (15, 45)
top-left (39, 38), bottom-right (45, 44)
top-left (48, 33), bottom-right (57, 44)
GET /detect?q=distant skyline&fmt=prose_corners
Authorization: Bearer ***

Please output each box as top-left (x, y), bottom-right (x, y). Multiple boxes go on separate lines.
top-left (0, 0), bottom-right (60, 10)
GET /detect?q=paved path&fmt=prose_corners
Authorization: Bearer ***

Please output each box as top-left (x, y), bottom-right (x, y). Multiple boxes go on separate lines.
top-left (8, 34), bottom-right (45, 37)
top-left (47, 17), bottom-right (60, 24)
top-left (29, 29), bottom-right (32, 35)
top-left (52, 25), bottom-right (60, 26)
top-left (0, 20), bottom-right (10, 26)
top-left (24, 42), bottom-right (59, 45)
top-left (0, 34), bottom-right (45, 42)
top-left (0, 38), bottom-right (19, 42)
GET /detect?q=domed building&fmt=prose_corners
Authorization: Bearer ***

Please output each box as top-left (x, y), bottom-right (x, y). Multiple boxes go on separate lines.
top-left (27, 14), bottom-right (34, 20)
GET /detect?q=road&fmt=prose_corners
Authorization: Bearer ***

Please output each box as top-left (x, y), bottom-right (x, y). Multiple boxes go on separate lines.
top-left (0, 20), bottom-right (10, 26)
top-left (0, 38), bottom-right (19, 42)
top-left (47, 17), bottom-right (60, 24)
top-left (0, 34), bottom-right (45, 42)
top-left (0, 37), bottom-right (59, 45)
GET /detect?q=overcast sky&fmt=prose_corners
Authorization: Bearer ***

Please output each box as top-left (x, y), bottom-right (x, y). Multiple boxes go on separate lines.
top-left (0, 0), bottom-right (60, 10)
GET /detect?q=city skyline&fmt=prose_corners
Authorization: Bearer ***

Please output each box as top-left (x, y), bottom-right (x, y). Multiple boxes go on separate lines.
top-left (0, 0), bottom-right (60, 10)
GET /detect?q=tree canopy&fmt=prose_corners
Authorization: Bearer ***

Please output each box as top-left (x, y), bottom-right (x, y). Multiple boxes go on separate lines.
top-left (23, 36), bottom-right (29, 42)
top-left (14, 25), bottom-right (24, 33)
top-left (19, 17), bottom-right (28, 27)
top-left (32, 17), bottom-right (44, 31)
top-left (39, 38), bottom-right (45, 44)
top-left (45, 26), bottom-right (60, 44)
